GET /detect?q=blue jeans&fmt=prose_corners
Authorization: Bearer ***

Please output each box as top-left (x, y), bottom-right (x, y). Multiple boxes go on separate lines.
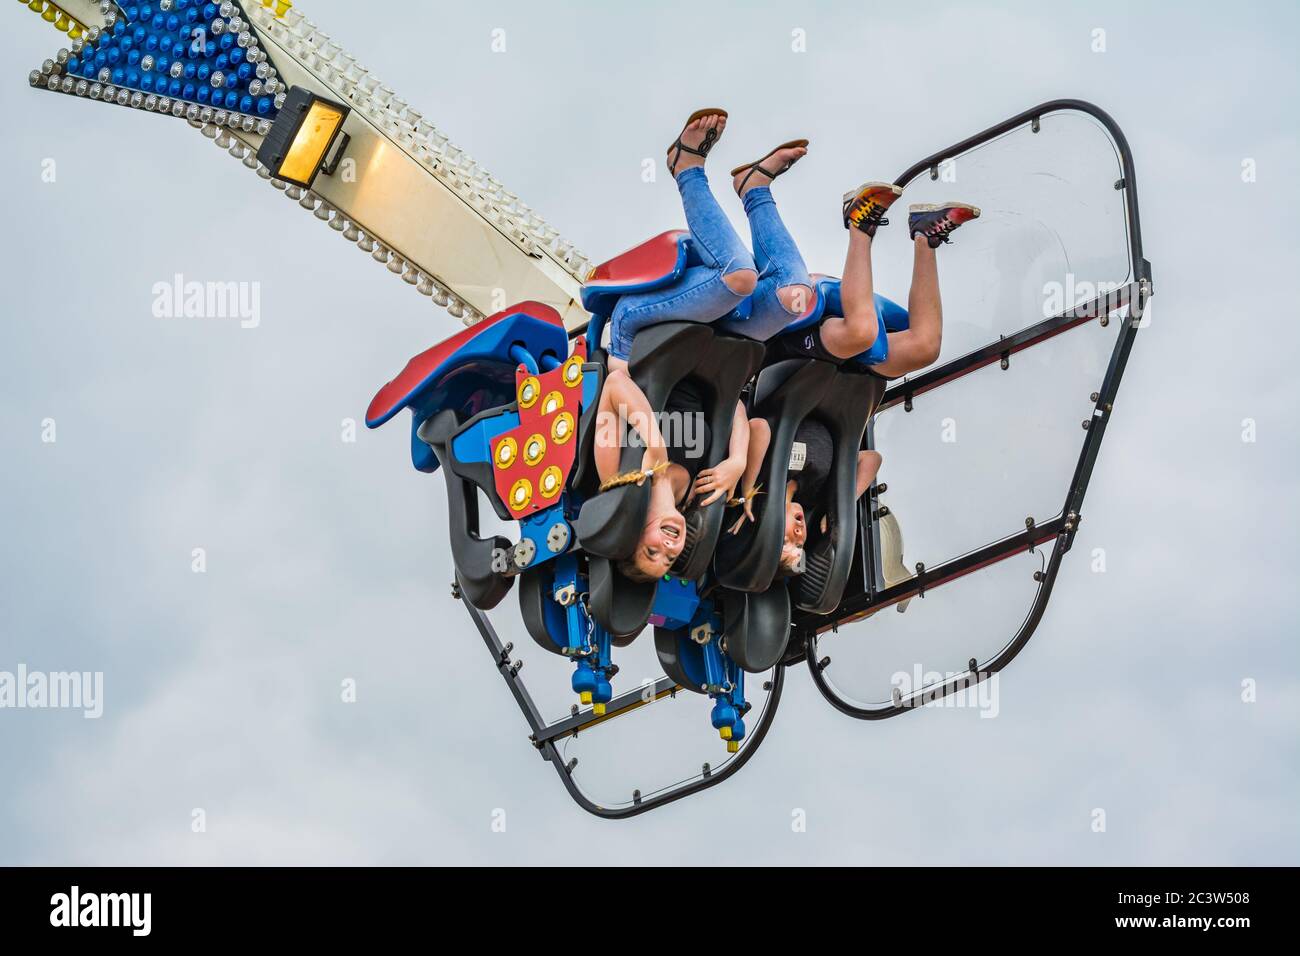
top-left (609, 169), bottom-right (811, 359)
top-left (743, 186), bottom-right (813, 330)
top-left (609, 167), bottom-right (756, 359)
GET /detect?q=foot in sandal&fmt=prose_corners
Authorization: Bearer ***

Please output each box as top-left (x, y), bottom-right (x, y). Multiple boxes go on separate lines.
top-left (667, 108), bottom-right (729, 177)
top-left (731, 140), bottom-right (809, 197)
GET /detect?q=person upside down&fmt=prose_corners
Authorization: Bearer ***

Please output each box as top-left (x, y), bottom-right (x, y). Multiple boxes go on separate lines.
top-left (592, 368), bottom-right (750, 582)
top-left (598, 108), bottom-right (981, 575)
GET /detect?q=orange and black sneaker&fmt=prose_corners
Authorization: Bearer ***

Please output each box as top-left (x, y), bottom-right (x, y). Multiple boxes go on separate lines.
top-left (843, 182), bottom-right (903, 236)
top-left (908, 202), bottom-right (981, 248)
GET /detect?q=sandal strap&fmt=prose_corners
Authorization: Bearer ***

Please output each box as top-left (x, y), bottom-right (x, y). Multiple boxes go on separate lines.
top-left (668, 124), bottom-right (722, 176)
top-left (735, 162), bottom-right (786, 195)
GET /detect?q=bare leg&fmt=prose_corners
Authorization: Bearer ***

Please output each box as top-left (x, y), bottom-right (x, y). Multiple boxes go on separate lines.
top-left (819, 227), bottom-right (880, 360)
top-left (871, 236), bottom-right (943, 378)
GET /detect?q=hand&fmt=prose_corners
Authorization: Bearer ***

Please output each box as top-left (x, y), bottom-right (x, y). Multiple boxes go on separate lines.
top-left (692, 457), bottom-right (745, 507)
top-left (726, 485), bottom-right (759, 534)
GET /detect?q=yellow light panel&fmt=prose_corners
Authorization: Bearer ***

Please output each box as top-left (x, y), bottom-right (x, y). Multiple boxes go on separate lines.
top-left (279, 100), bottom-right (345, 184)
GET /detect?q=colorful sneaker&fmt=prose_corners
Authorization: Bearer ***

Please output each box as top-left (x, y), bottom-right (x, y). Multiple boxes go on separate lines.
top-left (908, 202), bottom-right (981, 248)
top-left (843, 182), bottom-right (902, 236)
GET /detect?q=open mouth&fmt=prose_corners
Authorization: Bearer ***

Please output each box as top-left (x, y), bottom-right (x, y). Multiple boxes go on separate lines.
top-left (660, 521), bottom-right (681, 542)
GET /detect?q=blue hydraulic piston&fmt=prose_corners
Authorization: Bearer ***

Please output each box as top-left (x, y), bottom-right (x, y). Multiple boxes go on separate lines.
top-left (684, 611), bottom-right (749, 754)
top-left (552, 556), bottom-right (614, 716)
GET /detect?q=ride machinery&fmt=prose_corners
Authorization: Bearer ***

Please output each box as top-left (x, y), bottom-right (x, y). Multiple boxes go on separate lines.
top-left (19, 1), bottom-right (1154, 816)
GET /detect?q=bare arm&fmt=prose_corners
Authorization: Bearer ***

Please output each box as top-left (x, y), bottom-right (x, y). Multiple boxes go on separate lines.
top-left (741, 416), bottom-right (770, 495)
top-left (694, 402), bottom-right (750, 506)
top-left (869, 328), bottom-right (941, 379)
top-left (594, 369), bottom-right (667, 484)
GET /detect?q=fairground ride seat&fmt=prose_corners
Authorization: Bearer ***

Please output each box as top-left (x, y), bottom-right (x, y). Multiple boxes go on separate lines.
top-left (714, 277), bottom-right (909, 617)
top-left (365, 301), bottom-right (597, 611)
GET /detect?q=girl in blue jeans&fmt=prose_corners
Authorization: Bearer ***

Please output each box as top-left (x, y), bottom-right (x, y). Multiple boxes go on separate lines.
top-left (597, 110), bottom-right (814, 583)
top-left (602, 109), bottom-right (979, 577)
top-left (608, 109), bottom-right (813, 366)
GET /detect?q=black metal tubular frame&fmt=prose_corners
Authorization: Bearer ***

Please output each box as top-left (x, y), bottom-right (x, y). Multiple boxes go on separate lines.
top-left (460, 593), bottom-right (786, 819)
top-left (461, 99), bottom-right (1148, 810)
top-left (800, 99), bottom-right (1152, 718)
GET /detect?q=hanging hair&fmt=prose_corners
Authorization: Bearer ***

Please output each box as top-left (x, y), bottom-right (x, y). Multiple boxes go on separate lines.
top-left (598, 460), bottom-right (668, 493)
top-left (776, 546), bottom-right (806, 577)
top-left (618, 558), bottom-right (658, 584)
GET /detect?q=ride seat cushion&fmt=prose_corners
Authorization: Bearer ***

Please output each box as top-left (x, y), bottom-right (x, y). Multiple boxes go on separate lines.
top-left (581, 230), bottom-right (693, 318)
top-left (366, 301), bottom-right (568, 430)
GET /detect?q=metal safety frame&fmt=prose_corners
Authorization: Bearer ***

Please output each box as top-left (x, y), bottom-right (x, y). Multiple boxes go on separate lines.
top-left (462, 99), bottom-right (1151, 813)
top-left (799, 99), bottom-right (1152, 717)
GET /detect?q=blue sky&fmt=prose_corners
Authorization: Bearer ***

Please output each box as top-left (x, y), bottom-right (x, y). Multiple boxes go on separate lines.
top-left (1, 0), bottom-right (1296, 864)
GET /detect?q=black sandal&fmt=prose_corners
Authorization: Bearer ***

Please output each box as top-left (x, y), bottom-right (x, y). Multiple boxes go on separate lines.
top-left (666, 108), bottom-right (729, 176)
top-left (730, 139), bottom-right (809, 194)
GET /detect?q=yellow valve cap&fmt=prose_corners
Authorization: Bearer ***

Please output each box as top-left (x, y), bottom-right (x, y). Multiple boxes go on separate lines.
top-left (592, 703), bottom-right (606, 716)
top-left (726, 740), bottom-right (740, 754)
top-left (579, 691), bottom-right (592, 705)
top-left (719, 726), bottom-right (733, 740)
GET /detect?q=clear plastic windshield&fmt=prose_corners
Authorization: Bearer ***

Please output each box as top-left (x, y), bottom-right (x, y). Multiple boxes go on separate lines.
top-left (816, 107), bottom-right (1138, 710)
